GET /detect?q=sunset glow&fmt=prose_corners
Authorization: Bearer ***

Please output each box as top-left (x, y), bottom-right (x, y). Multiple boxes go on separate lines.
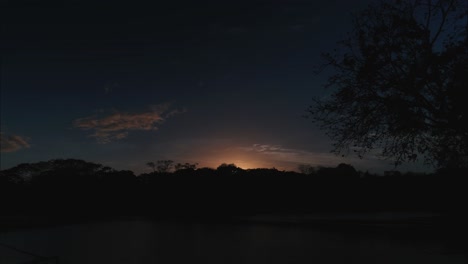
top-left (1, 0), bottom-right (430, 175)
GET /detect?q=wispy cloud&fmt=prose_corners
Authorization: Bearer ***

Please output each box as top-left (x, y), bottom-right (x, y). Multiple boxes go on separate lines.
top-left (73, 103), bottom-right (184, 143)
top-left (0, 133), bottom-right (30, 153)
top-left (239, 144), bottom-right (367, 167)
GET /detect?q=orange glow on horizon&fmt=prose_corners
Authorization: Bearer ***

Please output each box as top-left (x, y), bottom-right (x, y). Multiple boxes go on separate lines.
top-left (200, 157), bottom-right (263, 170)
top-left (178, 140), bottom-right (293, 171)
top-left (195, 150), bottom-right (266, 170)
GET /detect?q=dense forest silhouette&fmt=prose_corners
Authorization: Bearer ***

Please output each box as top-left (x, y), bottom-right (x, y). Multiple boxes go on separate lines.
top-left (308, 0), bottom-right (468, 169)
top-left (1, 158), bottom-right (467, 228)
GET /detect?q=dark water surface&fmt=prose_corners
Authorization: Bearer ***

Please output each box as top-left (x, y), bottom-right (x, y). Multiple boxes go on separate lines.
top-left (0, 218), bottom-right (466, 264)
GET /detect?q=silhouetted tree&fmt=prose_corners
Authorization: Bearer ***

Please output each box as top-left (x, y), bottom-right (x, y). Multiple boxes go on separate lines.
top-left (30, 159), bottom-right (104, 191)
top-left (194, 167), bottom-right (217, 177)
top-left (146, 162), bottom-right (156, 173)
top-left (216, 163), bottom-right (243, 176)
top-left (308, 0), bottom-right (468, 169)
top-left (174, 162), bottom-right (198, 171)
top-left (298, 164), bottom-right (316, 175)
top-left (156, 160), bottom-right (174, 173)
top-left (335, 163), bottom-right (359, 179)
top-left (2, 161), bottom-right (52, 180)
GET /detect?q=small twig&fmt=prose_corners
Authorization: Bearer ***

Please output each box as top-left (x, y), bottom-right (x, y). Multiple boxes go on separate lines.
top-left (0, 241), bottom-right (44, 259)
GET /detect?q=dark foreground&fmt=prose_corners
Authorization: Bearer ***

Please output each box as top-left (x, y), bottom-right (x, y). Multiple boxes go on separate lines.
top-left (2, 160), bottom-right (468, 263)
top-left (1, 214), bottom-right (467, 264)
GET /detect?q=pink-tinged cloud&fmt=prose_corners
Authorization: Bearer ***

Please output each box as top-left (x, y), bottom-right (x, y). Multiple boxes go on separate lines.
top-left (73, 104), bottom-right (183, 143)
top-left (239, 144), bottom-right (371, 168)
top-left (0, 133), bottom-right (31, 153)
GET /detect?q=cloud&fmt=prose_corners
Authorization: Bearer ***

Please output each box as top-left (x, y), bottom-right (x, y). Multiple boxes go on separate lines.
top-left (239, 144), bottom-right (369, 167)
top-left (73, 103), bottom-right (183, 143)
top-left (164, 107), bottom-right (187, 118)
top-left (0, 133), bottom-right (30, 153)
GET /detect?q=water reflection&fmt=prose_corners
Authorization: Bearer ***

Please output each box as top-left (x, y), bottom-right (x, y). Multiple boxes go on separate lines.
top-left (0, 219), bottom-right (466, 264)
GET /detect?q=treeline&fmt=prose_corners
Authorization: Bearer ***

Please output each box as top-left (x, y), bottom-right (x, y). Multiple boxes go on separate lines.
top-left (1, 159), bottom-right (467, 219)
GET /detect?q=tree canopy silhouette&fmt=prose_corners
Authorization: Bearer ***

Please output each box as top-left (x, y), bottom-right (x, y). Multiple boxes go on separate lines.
top-left (308, 0), bottom-right (468, 169)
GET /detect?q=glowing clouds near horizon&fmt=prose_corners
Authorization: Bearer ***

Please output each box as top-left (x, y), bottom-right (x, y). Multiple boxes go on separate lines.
top-left (73, 103), bottom-right (185, 143)
top-left (236, 143), bottom-right (373, 170)
top-left (193, 145), bottom-right (271, 170)
top-left (0, 133), bottom-right (31, 153)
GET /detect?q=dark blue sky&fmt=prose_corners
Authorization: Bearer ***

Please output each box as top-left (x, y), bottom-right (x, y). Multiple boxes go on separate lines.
top-left (1, 0), bottom-right (430, 173)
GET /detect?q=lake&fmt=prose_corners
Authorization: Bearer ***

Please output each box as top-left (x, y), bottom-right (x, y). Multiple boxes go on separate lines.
top-left (0, 217), bottom-right (466, 264)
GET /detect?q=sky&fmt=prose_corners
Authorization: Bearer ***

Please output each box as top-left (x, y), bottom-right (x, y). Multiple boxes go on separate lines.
top-left (1, 0), bottom-right (431, 174)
